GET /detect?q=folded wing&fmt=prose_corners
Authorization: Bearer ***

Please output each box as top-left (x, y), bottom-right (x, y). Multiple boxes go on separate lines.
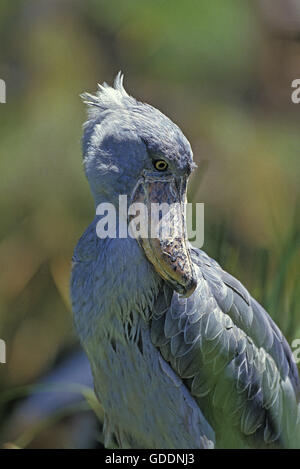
top-left (151, 247), bottom-right (300, 448)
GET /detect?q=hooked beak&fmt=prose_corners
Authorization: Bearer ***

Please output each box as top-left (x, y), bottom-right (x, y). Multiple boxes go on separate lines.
top-left (130, 172), bottom-right (197, 298)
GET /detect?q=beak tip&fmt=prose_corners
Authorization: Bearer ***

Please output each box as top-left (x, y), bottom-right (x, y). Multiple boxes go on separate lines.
top-left (179, 277), bottom-right (197, 298)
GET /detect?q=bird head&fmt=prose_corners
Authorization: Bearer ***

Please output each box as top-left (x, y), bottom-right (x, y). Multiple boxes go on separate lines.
top-left (81, 73), bottom-right (197, 298)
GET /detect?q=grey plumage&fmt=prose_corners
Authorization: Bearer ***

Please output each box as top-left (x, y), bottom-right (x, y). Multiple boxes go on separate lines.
top-left (71, 73), bottom-right (300, 448)
top-left (152, 248), bottom-right (300, 447)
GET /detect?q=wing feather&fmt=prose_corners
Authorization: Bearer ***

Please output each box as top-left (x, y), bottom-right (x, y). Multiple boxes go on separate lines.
top-left (151, 247), bottom-right (300, 448)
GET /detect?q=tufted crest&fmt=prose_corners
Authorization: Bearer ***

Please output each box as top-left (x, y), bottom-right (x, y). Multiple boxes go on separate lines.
top-left (81, 72), bottom-right (137, 121)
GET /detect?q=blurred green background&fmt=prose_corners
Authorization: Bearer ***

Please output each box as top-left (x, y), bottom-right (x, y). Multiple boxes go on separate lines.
top-left (0, 0), bottom-right (300, 448)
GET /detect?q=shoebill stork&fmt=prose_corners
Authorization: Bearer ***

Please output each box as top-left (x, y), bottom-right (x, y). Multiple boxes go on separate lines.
top-left (71, 74), bottom-right (300, 449)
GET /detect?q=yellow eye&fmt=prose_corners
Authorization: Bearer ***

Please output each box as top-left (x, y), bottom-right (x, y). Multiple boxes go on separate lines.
top-left (153, 159), bottom-right (168, 171)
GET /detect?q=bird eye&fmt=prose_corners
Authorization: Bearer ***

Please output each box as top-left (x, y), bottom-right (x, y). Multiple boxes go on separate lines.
top-left (153, 159), bottom-right (168, 171)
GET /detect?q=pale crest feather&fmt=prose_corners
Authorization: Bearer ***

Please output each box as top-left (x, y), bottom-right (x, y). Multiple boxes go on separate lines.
top-left (81, 71), bottom-right (137, 120)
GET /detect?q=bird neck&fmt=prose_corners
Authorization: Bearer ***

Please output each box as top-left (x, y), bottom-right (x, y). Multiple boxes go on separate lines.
top-left (73, 217), bottom-right (163, 342)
